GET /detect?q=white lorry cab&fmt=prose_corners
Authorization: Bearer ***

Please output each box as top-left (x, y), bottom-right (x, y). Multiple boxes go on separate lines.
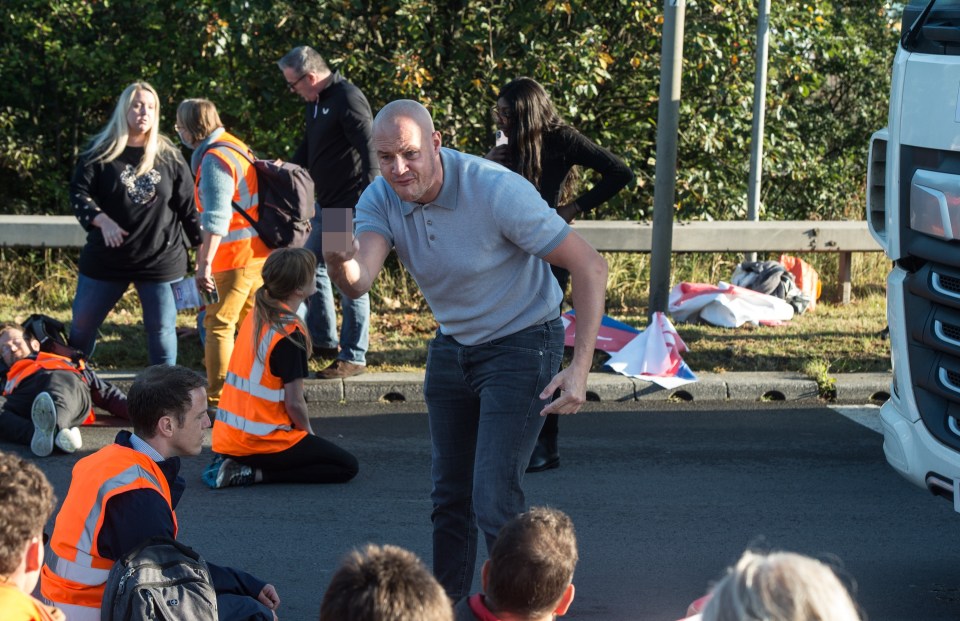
top-left (869, 0), bottom-right (960, 507)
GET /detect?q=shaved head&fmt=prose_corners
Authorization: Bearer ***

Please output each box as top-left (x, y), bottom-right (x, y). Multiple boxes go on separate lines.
top-left (374, 99), bottom-right (435, 135)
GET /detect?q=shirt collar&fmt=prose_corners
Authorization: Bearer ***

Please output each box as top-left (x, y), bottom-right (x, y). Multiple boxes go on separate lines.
top-left (400, 148), bottom-right (458, 216)
top-left (129, 433), bottom-right (166, 462)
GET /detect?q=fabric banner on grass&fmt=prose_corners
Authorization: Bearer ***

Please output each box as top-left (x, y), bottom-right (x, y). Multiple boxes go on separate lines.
top-left (605, 311), bottom-right (697, 388)
top-left (561, 311), bottom-right (641, 353)
top-left (668, 281), bottom-right (794, 328)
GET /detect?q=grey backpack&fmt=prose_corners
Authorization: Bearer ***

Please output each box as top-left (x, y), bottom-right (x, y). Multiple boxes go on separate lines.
top-left (101, 536), bottom-right (218, 621)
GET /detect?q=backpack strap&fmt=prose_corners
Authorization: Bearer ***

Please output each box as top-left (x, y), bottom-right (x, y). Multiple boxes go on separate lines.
top-left (205, 141), bottom-right (259, 225)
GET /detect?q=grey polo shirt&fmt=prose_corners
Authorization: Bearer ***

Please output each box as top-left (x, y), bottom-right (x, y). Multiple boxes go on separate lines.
top-left (355, 147), bottom-right (569, 345)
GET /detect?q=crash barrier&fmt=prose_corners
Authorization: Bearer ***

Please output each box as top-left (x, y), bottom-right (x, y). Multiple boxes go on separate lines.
top-left (0, 216), bottom-right (880, 304)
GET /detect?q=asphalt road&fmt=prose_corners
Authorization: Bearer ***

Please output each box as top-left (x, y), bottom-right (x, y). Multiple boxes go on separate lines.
top-left (9, 402), bottom-right (960, 621)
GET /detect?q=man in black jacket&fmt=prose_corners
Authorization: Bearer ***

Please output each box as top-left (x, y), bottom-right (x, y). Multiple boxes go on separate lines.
top-left (40, 365), bottom-right (280, 621)
top-left (0, 321), bottom-right (127, 457)
top-left (277, 45), bottom-right (378, 379)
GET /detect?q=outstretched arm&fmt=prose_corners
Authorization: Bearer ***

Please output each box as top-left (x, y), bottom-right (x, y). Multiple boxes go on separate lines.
top-left (539, 230), bottom-right (608, 415)
top-left (323, 231), bottom-right (392, 299)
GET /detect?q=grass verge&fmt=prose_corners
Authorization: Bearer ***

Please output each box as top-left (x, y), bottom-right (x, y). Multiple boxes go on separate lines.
top-left (0, 248), bottom-right (891, 377)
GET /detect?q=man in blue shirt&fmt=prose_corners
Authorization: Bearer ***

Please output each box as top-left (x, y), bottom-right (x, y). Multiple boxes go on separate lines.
top-left (324, 99), bottom-right (607, 600)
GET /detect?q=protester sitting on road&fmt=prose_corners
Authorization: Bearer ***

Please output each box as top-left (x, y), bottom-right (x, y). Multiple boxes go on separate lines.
top-left (454, 507), bottom-right (577, 621)
top-left (176, 98), bottom-right (270, 415)
top-left (210, 247), bottom-right (359, 488)
top-left (40, 365), bottom-right (281, 621)
top-left (0, 450), bottom-right (64, 621)
top-left (319, 544), bottom-right (452, 621)
top-left (486, 77), bottom-right (633, 475)
top-left (693, 550), bottom-right (862, 621)
top-left (69, 81), bottom-right (202, 367)
top-left (0, 321), bottom-right (127, 457)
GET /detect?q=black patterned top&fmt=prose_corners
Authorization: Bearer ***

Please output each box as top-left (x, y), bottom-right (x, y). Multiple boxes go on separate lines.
top-left (71, 145), bottom-right (202, 281)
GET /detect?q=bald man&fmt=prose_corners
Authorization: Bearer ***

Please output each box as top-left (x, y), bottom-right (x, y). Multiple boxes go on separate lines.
top-left (324, 100), bottom-right (607, 599)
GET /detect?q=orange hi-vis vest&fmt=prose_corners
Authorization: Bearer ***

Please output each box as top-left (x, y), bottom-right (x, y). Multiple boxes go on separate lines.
top-left (213, 312), bottom-right (307, 456)
top-left (40, 444), bottom-right (178, 610)
top-left (196, 131), bottom-right (270, 273)
top-left (4, 352), bottom-right (95, 424)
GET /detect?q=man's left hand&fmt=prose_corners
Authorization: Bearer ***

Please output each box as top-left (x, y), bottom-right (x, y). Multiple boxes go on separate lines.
top-left (258, 584), bottom-right (281, 610)
top-left (538, 367), bottom-right (588, 416)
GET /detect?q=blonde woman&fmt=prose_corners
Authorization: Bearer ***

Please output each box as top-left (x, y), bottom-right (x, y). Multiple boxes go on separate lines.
top-left (211, 247), bottom-right (358, 487)
top-left (176, 98), bottom-right (269, 412)
top-left (698, 550), bottom-right (862, 621)
top-left (69, 82), bottom-right (201, 365)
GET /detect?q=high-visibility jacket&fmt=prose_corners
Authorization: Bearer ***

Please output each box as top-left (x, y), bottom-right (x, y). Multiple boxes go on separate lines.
top-left (0, 583), bottom-right (63, 621)
top-left (4, 352), bottom-right (95, 424)
top-left (196, 131), bottom-right (270, 273)
top-left (213, 312), bottom-right (307, 456)
top-left (40, 444), bottom-right (178, 610)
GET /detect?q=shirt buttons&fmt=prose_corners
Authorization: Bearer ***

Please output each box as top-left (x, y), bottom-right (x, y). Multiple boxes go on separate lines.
top-left (429, 235), bottom-right (436, 240)
top-left (426, 220), bottom-right (433, 225)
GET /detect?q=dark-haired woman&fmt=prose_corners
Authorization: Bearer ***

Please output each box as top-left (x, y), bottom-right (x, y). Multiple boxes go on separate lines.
top-left (487, 77), bottom-right (633, 472)
top-left (211, 247), bottom-right (358, 487)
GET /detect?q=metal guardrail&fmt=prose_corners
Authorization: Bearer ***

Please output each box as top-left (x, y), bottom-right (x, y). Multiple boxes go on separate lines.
top-left (0, 216), bottom-right (879, 303)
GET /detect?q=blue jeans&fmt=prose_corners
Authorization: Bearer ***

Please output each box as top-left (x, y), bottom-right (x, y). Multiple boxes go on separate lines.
top-left (424, 318), bottom-right (564, 600)
top-left (305, 207), bottom-right (369, 364)
top-left (69, 273), bottom-right (179, 366)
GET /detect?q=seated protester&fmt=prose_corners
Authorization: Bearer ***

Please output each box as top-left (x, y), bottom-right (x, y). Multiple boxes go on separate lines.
top-left (0, 450), bottom-right (64, 621)
top-left (0, 321), bottom-right (127, 457)
top-left (455, 507), bottom-right (577, 621)
top-left (210, 248), bottom-right (358, 488)
top-left (40, 365), bottom-right (281, 621)
top-left (692, 550), bottom-right (862, 621)
top-left (320, 544), bottom-right (452, 621)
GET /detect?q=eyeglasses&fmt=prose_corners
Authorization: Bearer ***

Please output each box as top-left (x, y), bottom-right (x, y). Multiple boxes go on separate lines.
top-left (491, 105), bottom-right (512, 121)
top-left (287, 73), bottom-right (308, 92)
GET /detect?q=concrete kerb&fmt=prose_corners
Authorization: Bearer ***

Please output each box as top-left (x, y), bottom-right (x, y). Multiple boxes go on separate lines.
top-left (96, 370), bottom-right (892, 406)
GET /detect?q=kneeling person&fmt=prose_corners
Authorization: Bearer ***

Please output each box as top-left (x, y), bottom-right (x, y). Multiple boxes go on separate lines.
top-left (40, 365), bottom-right (280, 621)
top-left (211, 248), bottom-right (358, 488)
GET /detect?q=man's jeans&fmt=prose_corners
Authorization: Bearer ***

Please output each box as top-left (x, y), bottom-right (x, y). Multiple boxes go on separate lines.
top-left (305, 208), bottom-right (369, 364)
top-left (424, 317), bottom-right (564, 600)
top-left (69, 273), bottom-right (179, 366)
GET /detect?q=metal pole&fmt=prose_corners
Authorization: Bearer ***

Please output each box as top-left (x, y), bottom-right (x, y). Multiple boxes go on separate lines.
top-left (649, 0), bottom-right (686, 315)
top-left (745, 0), bottom-right (771, 263)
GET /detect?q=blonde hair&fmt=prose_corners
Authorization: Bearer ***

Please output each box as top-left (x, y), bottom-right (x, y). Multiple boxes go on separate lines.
top-left (702, 550), bottom-right (861, 621)
top-left (253, 248), bottom-right (315, 362)
top-left (84, 81), bottom-right (178, 175)
top-left (176, 98), bottom-right (224, 143)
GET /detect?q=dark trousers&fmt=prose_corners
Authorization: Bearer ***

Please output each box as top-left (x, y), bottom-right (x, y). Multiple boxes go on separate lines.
top-left (228, 434), bottom-right (358, 484)
top-left (0, 371), bottom-right (91, 445)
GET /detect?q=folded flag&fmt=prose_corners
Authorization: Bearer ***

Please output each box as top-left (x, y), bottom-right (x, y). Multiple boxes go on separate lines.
top-left (605, 312), bottom-right (698, 388)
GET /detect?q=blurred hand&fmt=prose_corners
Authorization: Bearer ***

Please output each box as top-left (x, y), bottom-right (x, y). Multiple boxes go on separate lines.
top-left (484, 145), bottom-right (510, 166)
top-left (94, 214), bottom-right (129, 248)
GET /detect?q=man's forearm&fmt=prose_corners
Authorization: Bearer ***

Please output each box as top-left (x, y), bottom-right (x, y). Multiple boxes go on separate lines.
top-left (567, 255), bottom-right (608, 374)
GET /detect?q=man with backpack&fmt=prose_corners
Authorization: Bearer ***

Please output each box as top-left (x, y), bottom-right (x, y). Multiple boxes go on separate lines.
top-left (278, 45), bottom-right (378, 379)
top-left (0, 319), bottom-right (127, 457)
top-left (40, 365), bottom-right (281, 621)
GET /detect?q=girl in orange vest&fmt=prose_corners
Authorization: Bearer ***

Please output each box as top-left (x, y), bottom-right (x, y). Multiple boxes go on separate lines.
top-left (211, 247), bottom-right (358, 487)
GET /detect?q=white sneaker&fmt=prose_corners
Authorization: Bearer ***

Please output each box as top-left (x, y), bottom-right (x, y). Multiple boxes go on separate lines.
top-left (30, 392), bottom-right (57, 457)
top-left (55, 426), bottom-right (82, 454)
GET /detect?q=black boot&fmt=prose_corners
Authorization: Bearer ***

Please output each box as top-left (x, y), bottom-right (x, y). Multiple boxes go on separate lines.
top-left (526, 436), bottom-right (559, 473)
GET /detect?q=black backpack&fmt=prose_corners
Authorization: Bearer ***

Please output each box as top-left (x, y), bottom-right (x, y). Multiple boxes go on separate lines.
top-left (209, 141), bottom-right (315, 249)
top-left (101, 536), bottom-right (218, 621)
top-left (21, 313), bottom-right (85, 363)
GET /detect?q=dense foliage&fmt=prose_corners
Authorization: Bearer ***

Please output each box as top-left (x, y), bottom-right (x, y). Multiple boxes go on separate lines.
top-left (1, 0), bottom-right (897, 221)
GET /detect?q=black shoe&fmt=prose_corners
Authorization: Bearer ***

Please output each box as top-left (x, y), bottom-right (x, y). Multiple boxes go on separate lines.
top-left (526, 438), bottom-right (559, 473)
